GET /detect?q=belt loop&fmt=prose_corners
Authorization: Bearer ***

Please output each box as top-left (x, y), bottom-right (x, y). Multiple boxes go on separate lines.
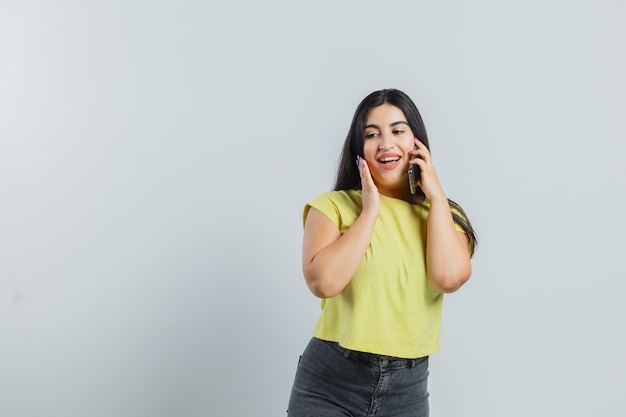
top-left (342, 346), bottom-right (350, 359)
top-left (333, 342), bottom-right (351, 359)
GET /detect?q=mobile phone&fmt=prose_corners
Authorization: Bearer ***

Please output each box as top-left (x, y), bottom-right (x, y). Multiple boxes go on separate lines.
top-left (408, 145), bottom-right (420, 194)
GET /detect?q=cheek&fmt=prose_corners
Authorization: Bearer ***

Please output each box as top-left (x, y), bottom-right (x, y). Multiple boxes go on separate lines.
top-left (363, 141), bottom-right (377, 157)
top-left (402, 135), bottom-right (416, 151)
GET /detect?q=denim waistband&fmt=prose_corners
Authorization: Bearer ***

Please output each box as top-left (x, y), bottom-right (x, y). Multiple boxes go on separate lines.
top-left (322, 339), bottom-right (426, 369)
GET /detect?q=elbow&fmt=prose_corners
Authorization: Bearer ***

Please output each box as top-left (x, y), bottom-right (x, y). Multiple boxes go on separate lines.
top-left (429, 266), bottom-right (472, 294)
top-left (307, 281), bottom-right (341, 299)
top-left (432, 277), bottom-right (467, 293)
top-left (303, 268), bottom-right (342, 299)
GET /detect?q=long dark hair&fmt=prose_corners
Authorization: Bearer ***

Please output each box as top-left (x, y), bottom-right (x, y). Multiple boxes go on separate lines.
top-left (333, 88), bottom-right (477, 255)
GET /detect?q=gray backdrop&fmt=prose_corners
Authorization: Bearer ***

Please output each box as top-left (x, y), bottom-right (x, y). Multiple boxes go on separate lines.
top-left (1, 1), bottom-right (625, 416)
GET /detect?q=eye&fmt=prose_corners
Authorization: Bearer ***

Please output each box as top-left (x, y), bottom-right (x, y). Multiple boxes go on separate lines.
top-left (393, 129), bottom-right (405, 135)
top-left (365, 131), bottom-right (379, 139)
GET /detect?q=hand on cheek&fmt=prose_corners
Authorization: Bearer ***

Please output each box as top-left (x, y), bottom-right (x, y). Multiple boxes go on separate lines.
top-left (357, 156), bottom-right (380, 218)
top-left (412, 140), bottom-right (445, 202)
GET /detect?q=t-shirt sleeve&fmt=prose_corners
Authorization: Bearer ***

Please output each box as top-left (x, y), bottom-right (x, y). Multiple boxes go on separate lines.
top-left (450, 206), bottom-right (474, 254)
top-left (303, 193), bottom-right (342, 229)
top-left (450, 206), bottom-right (467, 232)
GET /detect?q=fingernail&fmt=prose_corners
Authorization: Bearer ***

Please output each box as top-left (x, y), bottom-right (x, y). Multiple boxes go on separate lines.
top-left (414, 136), bottom-right (420, 142)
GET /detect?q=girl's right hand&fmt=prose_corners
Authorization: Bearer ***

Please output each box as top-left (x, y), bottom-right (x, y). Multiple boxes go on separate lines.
top-left (357, 156), bottom-right (380, 219)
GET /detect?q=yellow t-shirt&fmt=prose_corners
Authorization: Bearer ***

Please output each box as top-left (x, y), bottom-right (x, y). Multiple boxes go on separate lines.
top-left (304, 190), bottom-right (465, 359)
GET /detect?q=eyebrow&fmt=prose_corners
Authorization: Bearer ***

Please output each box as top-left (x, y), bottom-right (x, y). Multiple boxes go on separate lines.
top-left (364, 121), bottom-right (410, 130)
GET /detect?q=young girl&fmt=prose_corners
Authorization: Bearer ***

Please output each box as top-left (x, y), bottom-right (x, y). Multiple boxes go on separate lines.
top-left (287, 88), bottom-right (477, 417)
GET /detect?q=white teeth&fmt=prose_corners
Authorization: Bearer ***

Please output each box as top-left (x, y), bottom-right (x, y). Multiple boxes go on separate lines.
top-left (379, 156), bottom-right (400, 162)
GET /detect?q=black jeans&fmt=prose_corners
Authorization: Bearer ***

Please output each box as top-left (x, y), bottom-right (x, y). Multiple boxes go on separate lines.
top-left (287, 338), bottom-right (429, 416)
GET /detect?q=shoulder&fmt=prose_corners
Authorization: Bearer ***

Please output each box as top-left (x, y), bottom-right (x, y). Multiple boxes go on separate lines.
top-left (303, 190), bottom-right (362, 228)
top-left (308, 189), bottom-right (361, 209)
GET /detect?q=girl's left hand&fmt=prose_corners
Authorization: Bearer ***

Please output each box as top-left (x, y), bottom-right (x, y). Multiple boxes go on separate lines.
top-left (409, 138), bottom-right (446, 201)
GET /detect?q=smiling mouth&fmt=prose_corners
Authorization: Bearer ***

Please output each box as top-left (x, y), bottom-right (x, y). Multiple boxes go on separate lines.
top-left (378, 156), bottom-right (400, 164)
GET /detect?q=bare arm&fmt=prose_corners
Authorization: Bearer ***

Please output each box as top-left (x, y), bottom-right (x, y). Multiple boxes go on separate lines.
top-left (426, 196), bottom-right (472, 293)
top-left (302, 208), bottom-right (377, 298)
top-left (302, 156), bottom-right (380, 298)
top-left (411, 138), bottom-right (472, 293)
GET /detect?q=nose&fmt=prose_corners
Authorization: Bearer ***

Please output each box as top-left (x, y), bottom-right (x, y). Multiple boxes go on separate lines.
top-left (378, 132), bottom-right (395, 151)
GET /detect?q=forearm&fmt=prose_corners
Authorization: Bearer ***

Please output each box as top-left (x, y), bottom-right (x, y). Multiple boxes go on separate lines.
top-left (304, 212), bottom-right (377, 298)
top-left (426, 196), bottom-right (472, 293)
